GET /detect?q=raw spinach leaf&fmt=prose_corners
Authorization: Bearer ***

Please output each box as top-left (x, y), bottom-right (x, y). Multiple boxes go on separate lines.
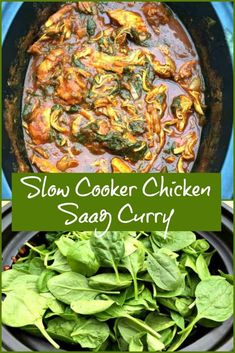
top-left (170, 311), bottom-right (185, 330)
top-left (218, 270), bottom-right (234, 284)
top-left (151, 231), bottom-right (196, 251)
top-left (67, 239), bottom-right (99, 276)
top-left (2, 274), bottom-right (39, 293)
top-left (2, 289), bottom-right (59, 349)
top-left (55, 235), bottom-right (75, 257)
top-left (121, 244), bottom-right (145, 299)
top-left (145, 313), bottom-right (175, 332)
top-left (71, 318), bottom-right (110, 349)
top-left (195, 276), bottom-right (233, 321)
top-left (29, 257), bottom-right (45, 275)
top-left (37, 269), bottom-right (57, 293)
top-left (117, 318), bottom-right (140, 343)
top-left (47, 272), bottom-right (119, 305)
top-left (196, 254), bottom-right (210, 280)
top-left (89, 273), bottom-right (132, 290)
top-left (170, 276), bottom-right (233, 351)
top-left (129, 333), bottom-right (145, 351)
top-left (146, 333), bottom-right (165, 351)
top-left (183, 239), bottom-right (210, 256)
top-left (2, 269), bottom-right (27, 291)
top-left (47, 317), bottom-right (77, 344)
top-left (46, 250), bottom-right (71, 273)
top-left (71, 299), bottom-right (114, 315)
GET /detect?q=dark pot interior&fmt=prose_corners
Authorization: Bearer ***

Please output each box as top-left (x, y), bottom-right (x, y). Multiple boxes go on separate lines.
top-left (1, 203), bottom-right (233, 352)
top-left (2, 2), bottom-right (233, 188)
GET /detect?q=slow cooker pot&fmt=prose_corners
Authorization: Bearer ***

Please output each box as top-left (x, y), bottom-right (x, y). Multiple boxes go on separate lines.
top-left (1, 203), bottom-right (233, 351)
top-left (2, 2), bottom-right (233, 199)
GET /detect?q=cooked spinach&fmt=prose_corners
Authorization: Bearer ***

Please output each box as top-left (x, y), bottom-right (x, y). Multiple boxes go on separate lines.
top-left (2, 231), bottom-right (233, 351)
top-left (72, 56), bottom-right (86, 69)
top-left (76, 124), bottom-right (148, 162)
top-left (86, 17), bottom-right (96, 36)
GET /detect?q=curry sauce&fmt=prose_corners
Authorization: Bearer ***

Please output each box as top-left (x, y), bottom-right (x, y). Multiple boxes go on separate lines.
top-left (22, 2), bottom-right (205, 173)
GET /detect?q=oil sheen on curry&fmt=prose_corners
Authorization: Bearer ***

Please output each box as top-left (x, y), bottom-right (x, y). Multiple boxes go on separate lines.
top-left (22, 2), bottom-right (205, 173)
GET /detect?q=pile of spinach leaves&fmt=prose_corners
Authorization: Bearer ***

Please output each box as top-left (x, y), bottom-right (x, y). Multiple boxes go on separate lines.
top-left (2, 231), bottom-right (233, 351)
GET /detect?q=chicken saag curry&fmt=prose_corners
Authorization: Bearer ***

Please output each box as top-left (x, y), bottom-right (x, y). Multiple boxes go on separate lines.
top-left (22, 2), bottom-right (205, 173)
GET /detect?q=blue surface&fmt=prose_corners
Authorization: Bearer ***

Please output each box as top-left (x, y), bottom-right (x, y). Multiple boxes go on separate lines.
top-left (1, 2), bottom-right (234, 199)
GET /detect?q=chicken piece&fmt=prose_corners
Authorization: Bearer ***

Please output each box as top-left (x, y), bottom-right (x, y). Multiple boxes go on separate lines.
top-left (142, 3), bottom-right (171, 28)
top-left (188, 76), bottom-right (201, 92)
top-left (162, 120), bottom-right (177, 136)
top-left (111, 157), bottom-right (132, 173)
top-left (182, 132), bottom-right (198, 161)
top-left (28, 106), bottom-right (51, 145)
top-left (173, 132), bottom-right (197, 161)
top-left (28, 41), bottom-right (47, 55)
top-left (91, 158), bottom-right (109, 173)
top-left (107, 9), bottom-right (149, 42)
top-left (145, 111), bottom-right (154, 146)
top-left (177, 156), bottom-right (185, 173)
top-left (114, 27), bottom-right (130, 48)
top-left (97, 120), bottom-right (110, 135)
top-left (56, 155), bottom-right (79, 171)
top-left (92, 50), bottom-right (146, 74)
top-left (94, 97), bottom-right (114, 109)
top-left (36, 49), bottom-right (64, 83)
top-left (79, 109), bottom-right (94, 120)
top-left (147, 105), bottom-right (161, 135)
top-left (153, 56), bottom-right (176, 78)
top-left (74, 47), bottom-right (92, 60)
top-left (77, 2), bottom-right (97, 14)
top-left (31, 154), bottom-right (59, 173)
top-left (95, 27), bottom-right (128, 55)
top-left (165, 155), bottom-right (175, 164)
top-left (141, 128), bottom-right (165, 173)
top-left (171, 95), bottom-right (193, 131)
top-left (145, 85), bottom-right (167, 144)
top-left (33, 147), bottom-right (49, 159)
top-left (173, 145), bottom-right (185, 155)
top-left (56, 67), bottom-right (88, 105)
top-left (176, 60), bottom-right (197, 80)
top-left (72, 116), bottom-right (83, 136)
